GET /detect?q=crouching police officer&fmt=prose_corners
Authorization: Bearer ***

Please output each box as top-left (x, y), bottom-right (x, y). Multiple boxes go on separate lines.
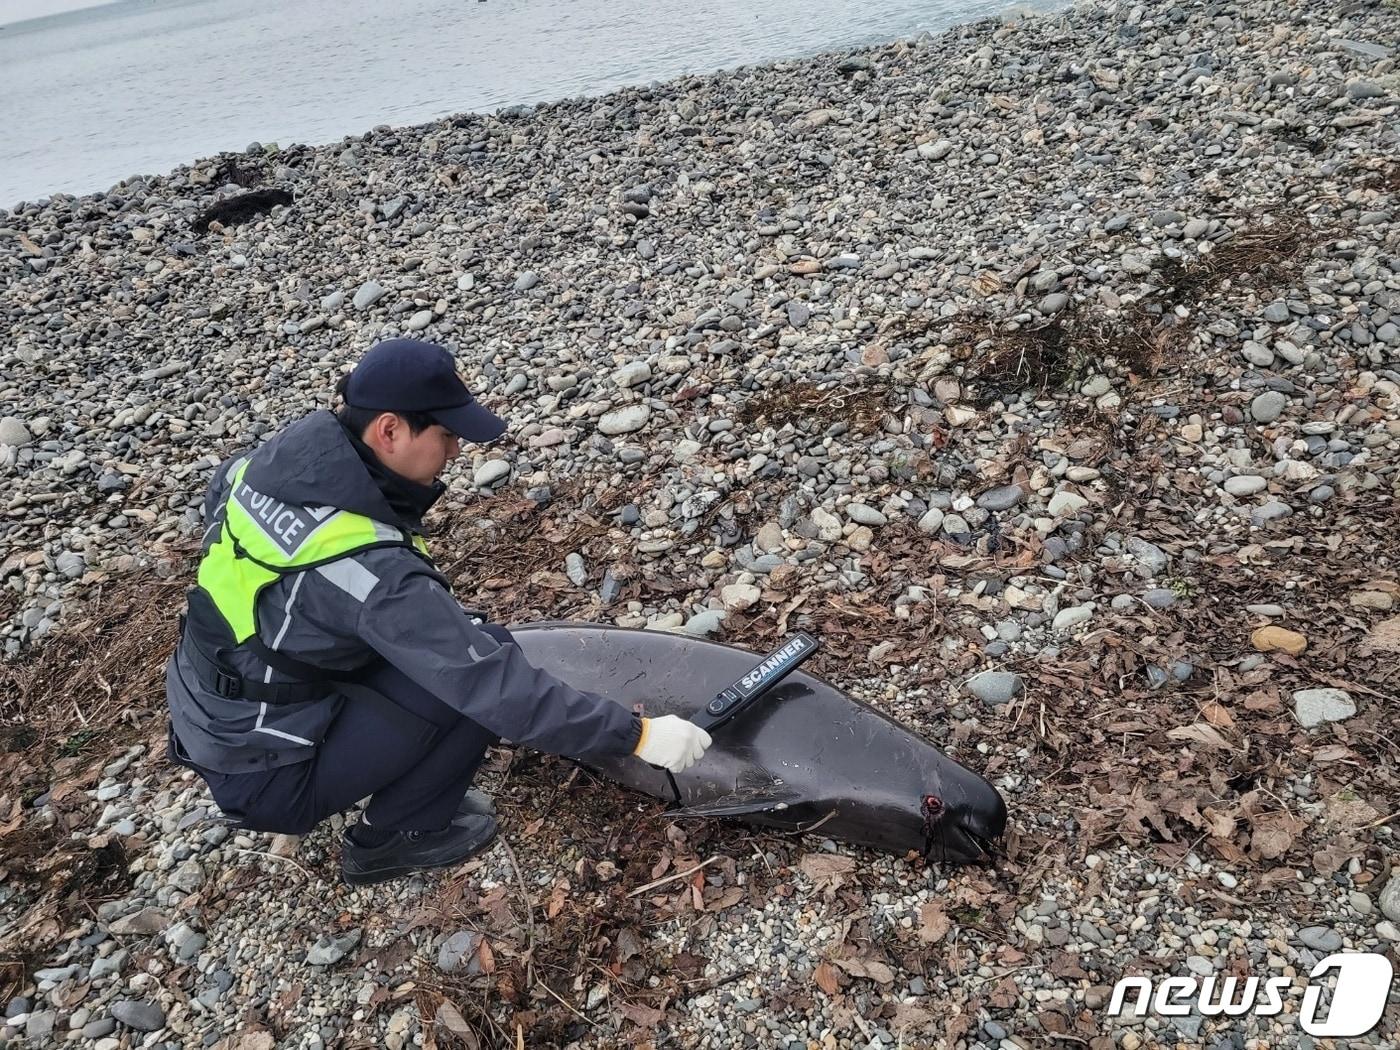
top-left (165, 338), bottom-right (711, 884)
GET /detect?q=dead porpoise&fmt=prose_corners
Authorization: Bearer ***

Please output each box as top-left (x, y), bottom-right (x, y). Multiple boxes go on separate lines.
top-left (509, 623), bottom-right (1007, 864)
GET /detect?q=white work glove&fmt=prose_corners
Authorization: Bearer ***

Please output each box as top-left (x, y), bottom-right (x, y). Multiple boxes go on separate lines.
top-left (634, 715), bottom-right (712, 773)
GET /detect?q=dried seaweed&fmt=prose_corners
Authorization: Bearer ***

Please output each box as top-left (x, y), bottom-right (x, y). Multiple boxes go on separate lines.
top-left (0, 562), bottom-right (190, 762)
top-left (736, 379), bottom-right (895, 434)
top-left (966, 206), bottom-right (1336, 400)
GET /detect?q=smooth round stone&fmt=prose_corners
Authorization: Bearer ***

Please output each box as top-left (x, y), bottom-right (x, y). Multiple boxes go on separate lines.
top-left (1379, 872), bottom-right (1400, 922)
top-left (613, 362), bottom-right (651, 388)
top-left (1224, 475), bottom-right (1268, 497)
top-left (1141, 589), bottom-right (1177, 609)
top-left (56, 551), bottom-right (86, 578)
top-left (918, 139), bottom-right (954, 160)
top-left (1250, 391), bottom-right (1287, 422)
top-left (1296, 927), bottom-right (1343, 952)
top-left (564, 553), bottom-right (587, 587)
top-left (472, 460), bottom-right (510, 488)
top-left (1052, 605), bottom-right (1094, 631)
top-left (0, 416), bottom-right (33, 447)
top-left (1241, 341), bottom-right (1275, 367)
top-left (846, 503), bottom-right (887, 526)
top-left (720, 584), bottom-right (761, 611)
top-left (917, 507), bottom-right (945, 534)
top-left (1047, 490), bottom-right (1088, 516)
top-left (683, 610), bottom-right (726, 637)
top-left (82, 1018), bottom-right (118, 1039)
top-left (976, 484), bottom-right (1023, 511)
top-left (964, 671), bottom-right (1024, 706)
top-left (110, 1000), bottom-right (165, 1032)
top-left (1126, 537), bottom-right (1168, 576)
top-left (597, 405), bottom-right (651, 435)
top-left (1081, 375), bottom-right (1113, 397)
top-left (351, 280), bottom-right (385, 309)
top-left (1250, 502), bottom-right (1292, 526)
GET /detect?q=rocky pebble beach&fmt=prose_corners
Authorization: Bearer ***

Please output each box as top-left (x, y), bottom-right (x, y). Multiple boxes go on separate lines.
top-left (2, 0), bottom-right (1399, 1046)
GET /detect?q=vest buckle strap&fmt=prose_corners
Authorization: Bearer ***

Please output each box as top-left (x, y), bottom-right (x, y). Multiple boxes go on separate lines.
top-left (212, 669), bottom-right (243, 699)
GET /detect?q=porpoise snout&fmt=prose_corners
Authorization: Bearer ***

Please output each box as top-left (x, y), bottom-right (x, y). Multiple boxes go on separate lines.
top-left (922, 775), bottom-right (1008, 864)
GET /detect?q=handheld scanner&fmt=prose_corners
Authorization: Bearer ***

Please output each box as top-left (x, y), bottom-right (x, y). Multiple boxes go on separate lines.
top-left (693, 631), bottom-right (820, 733)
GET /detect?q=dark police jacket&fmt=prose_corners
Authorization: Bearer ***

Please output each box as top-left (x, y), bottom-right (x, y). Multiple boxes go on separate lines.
top-left (165, 410), bottom-right (642, 773)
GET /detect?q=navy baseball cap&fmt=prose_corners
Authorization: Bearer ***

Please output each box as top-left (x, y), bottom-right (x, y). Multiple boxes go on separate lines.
top-left (344, 339), bottom-right (506, 442)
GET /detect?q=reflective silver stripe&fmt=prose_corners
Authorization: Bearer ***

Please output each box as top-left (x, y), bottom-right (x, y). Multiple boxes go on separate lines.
top-left (254, 702), bottom-right (313, 746)
top-left (315, 558), bottom-right (379, 602)
top-left (466, 623), bottom-right (498, 662)
top-left (263, 571), bottom-right (307, 685)
top-left (371, 520), bottom-right (404, 543)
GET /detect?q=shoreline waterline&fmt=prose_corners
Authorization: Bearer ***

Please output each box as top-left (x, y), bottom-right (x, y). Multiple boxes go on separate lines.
top-left (1, 0), bottom-right (1060, 210)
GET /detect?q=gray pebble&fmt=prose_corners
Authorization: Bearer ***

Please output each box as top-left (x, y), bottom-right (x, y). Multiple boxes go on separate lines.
top-left (1141, 588), bottom-right (1177, 609)
top-left (1250, 391), bottom-right (1287, 423)
top-left (351, 280), bottom-right (386, 310)
top-left (976, 485), bottom-right (1023, 512)
top-left (565, 552), bottom-right (588, 587)
top-left (1296, 926), bottom-right (1342, 952)
top-left (305, 928), bottom-right (362, 967)
top-left (111, 1000), bottom-right (166, 1032)
top-left (437, 929), bottom-right (484, 974)
top-left (964, 670), bottom-right (1024, 706)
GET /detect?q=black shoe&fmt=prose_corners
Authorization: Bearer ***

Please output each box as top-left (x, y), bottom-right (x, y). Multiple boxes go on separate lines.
top-left (452, 788), bottom-right (496, 824)
top-left (341, 815), bottom-right (498, 886)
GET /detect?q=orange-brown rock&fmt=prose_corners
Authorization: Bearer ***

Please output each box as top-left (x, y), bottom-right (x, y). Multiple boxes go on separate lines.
top-left (1250, 625), bottom-right (1307, 656)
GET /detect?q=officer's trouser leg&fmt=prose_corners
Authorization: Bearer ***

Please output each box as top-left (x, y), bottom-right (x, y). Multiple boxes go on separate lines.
top-left (346, 659), bottom-right (499, 833)
top-left (219, 625), bottom-right (514, 835)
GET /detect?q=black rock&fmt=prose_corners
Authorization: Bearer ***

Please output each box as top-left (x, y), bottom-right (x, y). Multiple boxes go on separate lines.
top-left (192, 188), bottom-right (294, 234)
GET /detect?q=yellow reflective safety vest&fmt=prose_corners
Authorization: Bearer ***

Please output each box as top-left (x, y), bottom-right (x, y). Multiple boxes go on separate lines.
top-left (196, 460), bottom-right (432, 645)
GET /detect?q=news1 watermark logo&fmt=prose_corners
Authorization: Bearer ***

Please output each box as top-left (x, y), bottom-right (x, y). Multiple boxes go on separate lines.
top-left (1107, 952), bottom-right (1394, 1037)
